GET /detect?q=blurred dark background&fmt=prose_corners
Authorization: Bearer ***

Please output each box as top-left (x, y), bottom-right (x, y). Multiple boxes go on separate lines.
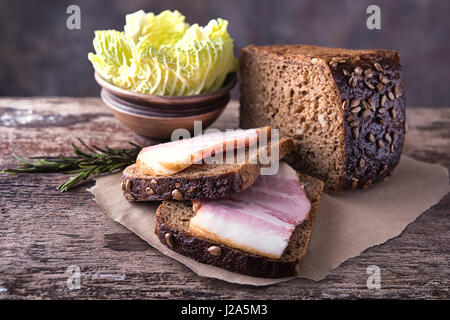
top-left (1, 0), bottom-right (449, 106)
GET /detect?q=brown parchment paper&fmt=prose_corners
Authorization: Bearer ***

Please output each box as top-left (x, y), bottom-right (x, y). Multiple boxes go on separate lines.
top-left (88, 156), bottom-right (449, 286)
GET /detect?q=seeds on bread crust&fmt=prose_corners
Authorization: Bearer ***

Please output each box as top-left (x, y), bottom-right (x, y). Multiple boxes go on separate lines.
top-left (368, 98), bottom-right (376, 111)
top-left (391, 132), bottom-right (397, 143)
top-left (380, 94), bottom-right (387, 107)
top-left (379, 74), bottom-right (389, 84)
top-left (125, 179), bottom-right (131, 191)
top-left (388, 90), bottom-right (395, 101)
top-left (376, 83), bottom-right (384, 92)
top-left (171, 189), bottom-right (184, 200)
top-left (342, 99), bottom-right (350, 109)
top-left (361, 100), bottom-right (369, 110)
top-left (354, 66), bottom-right (363, 75)
top-left (331, 57), bottom-right (400, 190)
top-left (384, 133), bottom-right (392, 143)
top-left (394, 84), bottom-right (402, 98)
top-left (349, 120), bottom-right (360, 127)
top-left (207, 246), bottom-right (222, 256)
top-left (349, 75), bottom-right (358, 88)
top-left (359, 158), bottom-right (365, 168)
top-left (192, 201), bottom-right (202, 212)
top-left (364, 79), bottom-right (375, 90)
top-left (378, 107), bottom-right (387, 114)
top-left (350, 98), bottom-right (360, 108)
top-left (165, 233), bottom-right (174, 248)
top-left (345, 114), bottom-right (355, 122)
top-left (350, 106), bottom-right (361, 114)
top-left (374, 62), bottom-right (383, 72)
top-left (361, 109), bottom-right (371, 119)
top-left (364, 68), bottom-right (373, 78)
top-left (187, 186), bottom-right (195, 193)
top-left (390, 107), bottom-right (397, 119)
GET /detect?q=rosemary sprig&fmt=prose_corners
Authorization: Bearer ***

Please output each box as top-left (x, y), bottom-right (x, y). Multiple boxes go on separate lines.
top-left (1, 138), bottom-right (142, 192)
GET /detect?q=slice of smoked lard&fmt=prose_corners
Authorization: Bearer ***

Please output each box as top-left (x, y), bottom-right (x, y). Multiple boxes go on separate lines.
top-left (189, 162), bottom-right (311, 259)
top-left (136, 127), bottom-right (271, 176)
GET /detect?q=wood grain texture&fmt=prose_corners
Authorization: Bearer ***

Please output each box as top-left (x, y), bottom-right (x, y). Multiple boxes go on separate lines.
top-left (0, 98), bottom-right (449, 299)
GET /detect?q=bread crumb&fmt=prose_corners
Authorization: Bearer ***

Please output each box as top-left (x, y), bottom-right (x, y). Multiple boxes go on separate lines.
top-left (294, 128), bottom-right (303, 138)
top-left (318, 114), bottom-right (326, 127)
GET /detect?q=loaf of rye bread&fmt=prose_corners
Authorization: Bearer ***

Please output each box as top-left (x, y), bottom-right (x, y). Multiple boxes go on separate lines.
top-left (121, 137), bottom-right (294, 201)
top-left (155, 171), bottom-right (324, 278)
top-left (239, 45), bottom-right (406, 192)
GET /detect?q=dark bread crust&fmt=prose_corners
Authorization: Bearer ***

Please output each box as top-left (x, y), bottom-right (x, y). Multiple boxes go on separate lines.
top-left (123, 163), bottom-right (242, 201)
top-left (239, 45), bottom-right (406, 192)
top-left (155, 172), bottom-right (324, 278)
top-left (329, 53), bottom-right (405, 190)
top-left (122, 137), bottom-right (294, 201)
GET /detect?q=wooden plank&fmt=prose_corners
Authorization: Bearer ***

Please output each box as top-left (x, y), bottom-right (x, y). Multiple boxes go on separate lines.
top-left (0, 98), bottom-right (448, 299)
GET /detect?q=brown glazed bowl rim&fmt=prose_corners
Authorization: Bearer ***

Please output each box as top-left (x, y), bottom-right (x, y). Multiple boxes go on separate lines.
top-left (94, 71), bottom-right (237, 106)
top-left (100, 88), bottom-right (230, 118)
top-left (105, 98), bottom-right (228, 121)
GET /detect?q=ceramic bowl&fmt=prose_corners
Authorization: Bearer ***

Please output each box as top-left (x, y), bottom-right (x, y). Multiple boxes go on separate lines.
top-left (95, 72), bottom-right (237, 139)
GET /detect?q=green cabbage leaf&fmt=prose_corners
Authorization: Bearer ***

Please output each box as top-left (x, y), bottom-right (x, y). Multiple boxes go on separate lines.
top-left (88, 10), bottom-right (237, 96)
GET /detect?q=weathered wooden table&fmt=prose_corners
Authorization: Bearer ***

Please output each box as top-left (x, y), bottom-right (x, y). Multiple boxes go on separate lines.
top-left (0, 98), bottom-right (448, 299)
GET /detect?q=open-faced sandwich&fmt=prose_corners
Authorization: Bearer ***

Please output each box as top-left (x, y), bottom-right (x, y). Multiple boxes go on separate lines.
top-left (122, 127), bottom-right (324, 278)
top-left (121, 127), bottom-right (296, 201)
top-left (155, 162), bottom-right (323, 278)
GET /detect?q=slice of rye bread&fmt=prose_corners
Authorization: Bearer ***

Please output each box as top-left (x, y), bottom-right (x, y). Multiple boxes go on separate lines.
top-left (239, 45), bottom-right (406, 192)
top-left (155, 172), bottom-right (324, 278)
top-left (122, 137), bottom-right (294, 201)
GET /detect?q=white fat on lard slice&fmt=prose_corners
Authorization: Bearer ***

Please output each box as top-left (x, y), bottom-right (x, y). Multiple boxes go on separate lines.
top-left (189, 207), bottom-right (292, 259)
top-left (136, 127), bottom-right (269, 176)
top-left (189, 162), bottom-right (311, 259)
